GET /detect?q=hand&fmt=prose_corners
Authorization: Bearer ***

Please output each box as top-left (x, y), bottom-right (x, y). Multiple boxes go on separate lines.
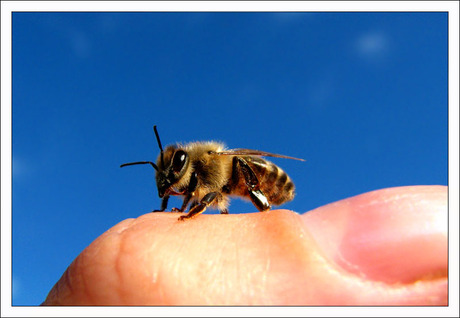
top-left (42, 185), bottom-right (447, 305)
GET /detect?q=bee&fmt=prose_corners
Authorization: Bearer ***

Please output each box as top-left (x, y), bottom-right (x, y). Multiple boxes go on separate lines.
top-left (121, 126), bottom-right (304, 221)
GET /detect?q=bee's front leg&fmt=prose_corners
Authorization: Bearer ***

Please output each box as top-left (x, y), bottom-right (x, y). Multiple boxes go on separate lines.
top-left (178, 192), bottom-right (218, 221)
top-left (172, 172), bottom-right (199, 213)
top-left (152, 195), bottom-right (170, 212)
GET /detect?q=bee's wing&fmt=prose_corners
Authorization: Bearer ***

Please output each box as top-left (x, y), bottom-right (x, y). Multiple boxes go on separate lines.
top-left (211, 148), bottom-right (305, 161)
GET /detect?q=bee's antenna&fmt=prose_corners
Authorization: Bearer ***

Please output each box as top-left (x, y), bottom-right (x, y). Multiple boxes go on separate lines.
top-left (120, 161), bottom-right (159, 171)
top-left (153, 125), bottom-right (165, 168)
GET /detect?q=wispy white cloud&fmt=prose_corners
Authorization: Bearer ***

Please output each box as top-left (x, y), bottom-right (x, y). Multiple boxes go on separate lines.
top-left (354, 31), bottom-right (391, 63)
top-left (270, 12), bottom-right (314, 23)
top-left (13, 276), bottom-right (21, 300)
top-left (12, 157), bottom-right (27, 177)
top-left (69, 30), bottom-right (91, 59)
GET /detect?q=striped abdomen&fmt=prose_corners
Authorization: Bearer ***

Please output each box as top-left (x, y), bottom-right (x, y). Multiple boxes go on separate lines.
top-left (244, 156), bottom-right (295, 205)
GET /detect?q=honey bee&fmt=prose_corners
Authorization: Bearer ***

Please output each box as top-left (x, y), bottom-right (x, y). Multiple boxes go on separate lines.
top-left (121, 126), bottom-right (304, 221)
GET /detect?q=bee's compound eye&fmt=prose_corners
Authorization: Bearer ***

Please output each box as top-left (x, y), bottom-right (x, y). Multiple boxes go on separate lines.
top-left (172, 150), bottom-right (187, 172)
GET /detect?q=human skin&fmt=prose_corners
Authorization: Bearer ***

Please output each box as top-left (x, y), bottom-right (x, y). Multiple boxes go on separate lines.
top-left (42, 185), bottom-right (447, 305)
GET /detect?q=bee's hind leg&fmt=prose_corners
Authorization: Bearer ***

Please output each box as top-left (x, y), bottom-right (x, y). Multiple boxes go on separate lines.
top-left (178, 192), bottom-right (218, 221)
top-left (218, 196), bottom-right (229, 214)
top-left (235, 157), bottom-right (271, 212)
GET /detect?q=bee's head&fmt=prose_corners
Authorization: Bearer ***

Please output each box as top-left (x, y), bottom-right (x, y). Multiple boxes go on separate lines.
top-left (155, 145), bottom-right (190, 198)
top-left (120, 125), bottom-right (190, 198)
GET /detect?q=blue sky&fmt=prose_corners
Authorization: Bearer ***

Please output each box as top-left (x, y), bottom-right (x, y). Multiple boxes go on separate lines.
top-left (10, 11), bottom-right (448, 305)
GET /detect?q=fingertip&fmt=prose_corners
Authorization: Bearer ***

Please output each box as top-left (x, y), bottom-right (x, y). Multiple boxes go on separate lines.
top-left (301, 186), bottom-right (448, 284)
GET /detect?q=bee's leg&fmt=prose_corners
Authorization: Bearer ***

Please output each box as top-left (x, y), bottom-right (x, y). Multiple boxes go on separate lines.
top-left (152, 195), bottom-right (170, 212)
top-left (218, 196), bottom-right (229, 214)
top-left (189, 200), bottom-right (199, 210)
top-left (172, 172), bottom-right (199, 212)
top-left (171, 194), bottom-right (192, 212)
top-left (178, 192), bottom-right (218, 221)
top-left (235, 157), bottom-right (271, 212)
